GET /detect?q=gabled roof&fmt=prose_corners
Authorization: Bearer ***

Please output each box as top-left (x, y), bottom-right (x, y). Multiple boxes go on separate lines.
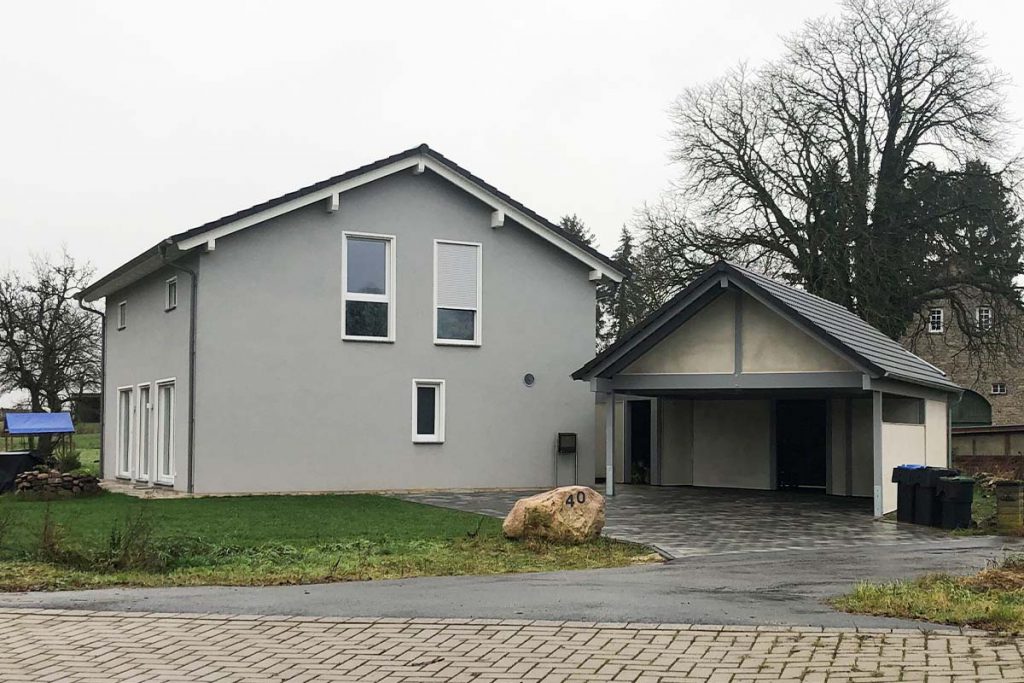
top-left (80, 144), bottom-right (624, 301)
top-left (574, 261), bottom-right (960, 393)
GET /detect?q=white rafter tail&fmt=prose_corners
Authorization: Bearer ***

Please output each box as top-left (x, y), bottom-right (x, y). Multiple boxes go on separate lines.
top-left (204, 239), bottom-right (216, 252)
top-left (326, 193), bottom-right (340, 213)
top-left (588, 269), bottom-right (602, 282)
top-left (413, 159), bottom-right (426, 175)
top-left (490, 209), bottom-right (505, 229)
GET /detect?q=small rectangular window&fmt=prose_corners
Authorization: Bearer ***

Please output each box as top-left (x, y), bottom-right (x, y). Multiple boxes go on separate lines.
top-left (977, 306), bottom-right (993, 330)
top-left (342, 232), bottom-right (395, 341)
top-left (117, 301), bottom-right (127, 330)
top-left (927, 308), bottom-right (943, 333)
top-left (881, 395), bottom-right (924, 424)
top-left (434, 240), bottom-right (481, 345)
top-left (165, 277), bottom-right (178, 311)
top-left (992, 383), bottom-right (1007, 395)
top-left (412, 379), bottom-right (445, 443)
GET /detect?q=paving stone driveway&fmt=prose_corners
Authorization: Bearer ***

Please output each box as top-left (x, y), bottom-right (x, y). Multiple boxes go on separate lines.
top-left (397, 485), bottom-right (945, 558)
top-left (0, 609), bottom-right (1020, 682)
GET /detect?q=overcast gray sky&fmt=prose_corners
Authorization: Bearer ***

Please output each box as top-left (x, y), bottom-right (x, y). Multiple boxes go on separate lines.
top-left (1, 0), bottom-right (1022, 279)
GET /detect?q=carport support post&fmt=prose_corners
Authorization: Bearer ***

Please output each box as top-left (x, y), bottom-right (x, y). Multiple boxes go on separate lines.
top-left (872, 390), bottom-right (883, 517)
top-left (605, 390), bottom-right (615, 497)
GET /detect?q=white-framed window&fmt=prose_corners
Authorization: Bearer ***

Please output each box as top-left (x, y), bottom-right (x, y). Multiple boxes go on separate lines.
top-left (117, 301), bottom-right (127, 330)
top-left (116, 386), bottom-right (133, 478)
top-left (927, 308), bottom-right (943, 333)
top-left (165, 277), bottom-right (178, 311)
top-left (136, 383), bottom-right (152, 482)
top-left (412, 379), bottom-right (445, 444)
top-left (977, 306), bottom-right (993, 330)
top-left (433, 240), bottom-right (481, 345)
top-left (155, 379), bottom-right (175, 485)
top-left (992, 382), bottom-right (1008, 395)
top-left (342, 231), bottom-right (396, 341)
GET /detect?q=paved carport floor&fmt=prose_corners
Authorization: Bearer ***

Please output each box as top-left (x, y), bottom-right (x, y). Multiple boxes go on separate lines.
top-left (396, 485), bottom-right (945, 558)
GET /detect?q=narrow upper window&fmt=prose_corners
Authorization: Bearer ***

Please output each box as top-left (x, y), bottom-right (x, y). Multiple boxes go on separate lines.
top-left (342, 232), bottom-right (395, 341)
top-left (117, 301), bottom-right (127, 330)
top-left (165, 277), bottom-right (178, 311)
top-left (927, 308), bottom-right (943, 333)
top-left (434, 240), bottom-right (481, 345)
top-left (977, 306), bottom-right (993, 330)
top-left (412, 379), bottom-right (445, 443)
top-left (992, 382), bottom-right (1008, 395)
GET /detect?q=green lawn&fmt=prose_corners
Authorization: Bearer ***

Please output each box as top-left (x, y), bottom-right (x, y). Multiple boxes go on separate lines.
top-left (0, 492), bottom-right (654, 591)
top-left (834, 555), bottom-right (1024, 633)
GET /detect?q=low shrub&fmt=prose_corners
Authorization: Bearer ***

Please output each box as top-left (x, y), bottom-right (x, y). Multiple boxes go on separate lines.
top-left (50, 442), bottom-right (82, 474)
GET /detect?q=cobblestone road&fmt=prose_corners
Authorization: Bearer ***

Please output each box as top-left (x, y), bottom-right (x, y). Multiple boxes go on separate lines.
top-left (0, 609), bottom-right (1022, 682)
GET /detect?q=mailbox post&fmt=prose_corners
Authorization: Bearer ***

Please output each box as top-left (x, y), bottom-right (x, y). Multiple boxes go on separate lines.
top-left (556, 432), bottom-right (578, 486)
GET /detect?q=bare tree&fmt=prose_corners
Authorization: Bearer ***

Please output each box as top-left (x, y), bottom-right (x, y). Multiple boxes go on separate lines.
top-left (659, 0), bottom-right (1022, 359)
top-left (0, 252), bottom-right (100, 453)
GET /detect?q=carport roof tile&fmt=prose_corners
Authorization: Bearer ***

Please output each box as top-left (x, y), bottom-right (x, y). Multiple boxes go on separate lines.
top-left (574, 261), bottom-right (959, 392)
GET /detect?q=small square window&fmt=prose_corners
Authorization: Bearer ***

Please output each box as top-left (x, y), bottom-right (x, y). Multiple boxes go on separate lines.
top-left (927, 308), bottom-right (943, 333)
top-left (977, 306), bottom-right (993, 330)
top-left (992, 383), bottom-right (1008, 395)
top-left (165, 277), bottom-right (178, 311)
top-left (412, 379), bottom-right (445, 443)
top-left (117, 301), bottom-right (127, 330)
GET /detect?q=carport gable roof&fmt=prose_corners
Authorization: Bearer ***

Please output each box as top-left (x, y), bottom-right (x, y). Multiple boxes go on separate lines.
top-left (80, 144), bottom-right (625, 301)
top-left (573, 261), bottom-right (959, 392)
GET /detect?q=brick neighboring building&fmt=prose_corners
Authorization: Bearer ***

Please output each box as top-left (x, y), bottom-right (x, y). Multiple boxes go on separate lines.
top-left (907, 302), bottom-right (1024, 427)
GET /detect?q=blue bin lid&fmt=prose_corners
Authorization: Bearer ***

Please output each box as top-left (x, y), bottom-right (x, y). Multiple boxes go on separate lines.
top-left (896, 463), bottom-right (927, 470)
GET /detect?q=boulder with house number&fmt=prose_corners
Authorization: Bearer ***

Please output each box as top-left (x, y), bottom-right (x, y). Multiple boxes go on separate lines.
top-left (502, 486), bottom-right (605, 543)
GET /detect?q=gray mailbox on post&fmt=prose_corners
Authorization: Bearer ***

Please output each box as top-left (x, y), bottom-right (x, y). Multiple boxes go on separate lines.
top-left (555, 432), bottom-right (578, 486)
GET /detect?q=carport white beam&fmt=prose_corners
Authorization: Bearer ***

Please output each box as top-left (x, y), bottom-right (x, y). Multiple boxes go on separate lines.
top-left (605, 390), bottom-right (615, 497)
top-left (610, 372), bottom-right (865, 392)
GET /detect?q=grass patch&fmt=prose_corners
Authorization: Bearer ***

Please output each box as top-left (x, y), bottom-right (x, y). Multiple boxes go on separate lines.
top-left (834, 555), bottom-right (1024, 632)
top-left (0, 492), bottom-right (655, 591)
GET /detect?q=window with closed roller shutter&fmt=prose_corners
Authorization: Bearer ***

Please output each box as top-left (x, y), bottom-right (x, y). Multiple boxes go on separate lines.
top-left (434, 240), bottom-right (481, 344)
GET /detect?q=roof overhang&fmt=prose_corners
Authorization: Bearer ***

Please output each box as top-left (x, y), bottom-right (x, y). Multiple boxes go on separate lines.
top-left (80, 145), bottom-right (624, 302)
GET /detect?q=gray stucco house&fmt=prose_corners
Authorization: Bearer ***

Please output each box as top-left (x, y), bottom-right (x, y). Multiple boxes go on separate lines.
top-left (81, 145), bottom-right (625, 494)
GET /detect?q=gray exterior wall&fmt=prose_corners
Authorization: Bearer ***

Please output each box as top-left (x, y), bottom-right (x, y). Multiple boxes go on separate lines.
top-left (179, 170), bottom-right (596, 492)
top-left (102, 261), bottom-right (195, 486)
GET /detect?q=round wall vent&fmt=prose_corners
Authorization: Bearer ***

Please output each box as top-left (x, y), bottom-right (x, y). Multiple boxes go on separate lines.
top-left (523, 373), bottom-right (536, 387)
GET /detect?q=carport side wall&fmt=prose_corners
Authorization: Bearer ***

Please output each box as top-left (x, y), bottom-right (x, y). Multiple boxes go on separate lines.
top-left (925, 399), bottom-right (949, 467)
top-left (881, 423), bottom-right (926, 513)
top-left (692, 399), bottom-right (772, 489)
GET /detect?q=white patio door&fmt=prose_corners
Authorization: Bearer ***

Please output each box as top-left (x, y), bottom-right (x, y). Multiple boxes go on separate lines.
top-left (136, 384), bottom-right (152, 483)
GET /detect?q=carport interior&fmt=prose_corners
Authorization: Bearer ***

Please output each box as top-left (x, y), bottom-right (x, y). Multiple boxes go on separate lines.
top-left (601, 388), bottom-right (878, 499)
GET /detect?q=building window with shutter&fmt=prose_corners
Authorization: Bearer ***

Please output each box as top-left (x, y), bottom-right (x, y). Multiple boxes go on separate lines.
top-left (434, 240), bottom-right (481, 345)
top-left (342, 232), bottom-right (396, 342)
top-left (927, 308), bottom-right (943, 333)
top-left (412, 379), bottom-right (445, 443)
